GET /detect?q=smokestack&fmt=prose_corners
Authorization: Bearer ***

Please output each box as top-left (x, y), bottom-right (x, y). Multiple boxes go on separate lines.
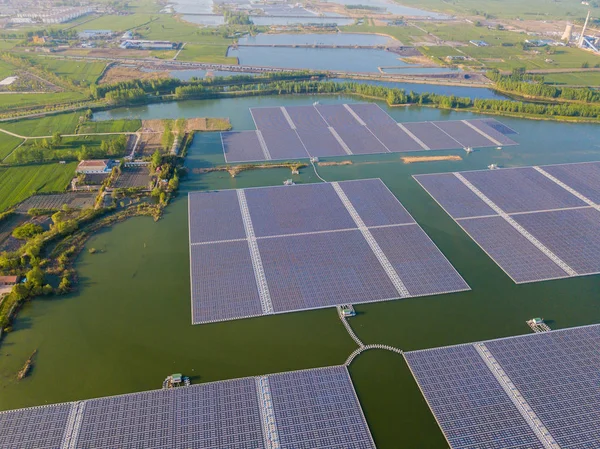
top-left (562, 22), bottom-right (573, 42)
top-left (578, 10), bottom-right (591, 47)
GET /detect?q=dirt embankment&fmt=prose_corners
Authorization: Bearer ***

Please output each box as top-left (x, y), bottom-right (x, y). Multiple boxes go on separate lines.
top-left (402, 155), bottom-right (462, 164)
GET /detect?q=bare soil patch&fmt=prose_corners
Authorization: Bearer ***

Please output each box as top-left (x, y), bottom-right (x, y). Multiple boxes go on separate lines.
top-left (100, 65), bottom-right (170, 85)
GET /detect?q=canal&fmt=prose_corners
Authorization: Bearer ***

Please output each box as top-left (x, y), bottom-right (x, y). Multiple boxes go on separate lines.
top-left (1, 95), bottom-right (599, 448)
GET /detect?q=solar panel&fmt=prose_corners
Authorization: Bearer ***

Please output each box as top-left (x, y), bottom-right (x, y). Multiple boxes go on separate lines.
top-left (479, 118), bottom-right (518, 135)
top-left (370, 225), bottom-right (470, 297)
top-left (414, 173), bottom-right (497, 219)
top-left (174, 378), bottom-right (265, 449)
top-left (459, 216), bottom-right (570, 283)
top-left (222, 131), bottom-right (266, 163)
top-left (190, 241), bottom-right (263, 324)
top-left (251, 107), bottom-right (292, 130)
top-left (259, 129), bottom-right (308, 160)
top-left (512, 208), bottom-right (600, 275)
top-left (188, 190), bottom-right (246, 244)
top-left (346, 103), bottom-right (397, 127)
top-left (402, 122), bottom-right (462, 150)
top-left (314, 104), bottom-right (361, 129)
top-left (284, 105), bottom-right (329, 130)
top-left (541, 161), bottom-right (600, 204)
top-left (461, 167), bottom-right (586, 214)
top-left (433, 121), bottom-right (496, 148)
top-left (338, 179), bottom-right (415, 226)
top-left (245, 183), bottom-right (355, 237)
top-left (468, 120), bottom-right (519, 146)
top-left (269, 366), bottom-right (375, 449)
top-left (189, 179), bottom-right (470, 323)
top-left (405, 345), bottom-right (545, 449)
top-left (0, 404), bottom-right (72, 449)
top-left (294, 128), bottom-right (349, 157)
top-left (259, 230), bottom-right (398, 312)
top-left (327, 126), bottom-right (389, 154)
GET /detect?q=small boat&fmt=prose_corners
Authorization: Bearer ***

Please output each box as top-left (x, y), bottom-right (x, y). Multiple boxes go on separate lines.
top-left (464, 147), bottom-right (473, 153)
top-left (283, 179), bottom-right (295, 186)
top-left (488, 163), bottom-right (499, 170)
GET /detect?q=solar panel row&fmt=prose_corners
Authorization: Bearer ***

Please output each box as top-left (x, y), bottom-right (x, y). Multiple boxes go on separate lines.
top-left (405, 324), bottom-right (600, 449)
top-left (222, 104), bottom-right (517, 162)
top-left (414, 161), bottom-right (600, 284)
top-left (0, 367), bottom-right (375, 449)
top-left (189, 179), bottom-right (470, 324)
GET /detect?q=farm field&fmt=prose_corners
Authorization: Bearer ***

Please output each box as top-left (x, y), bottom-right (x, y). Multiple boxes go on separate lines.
top-left (78, 119), bottom-right (142, 134)
top-left (32, 58), bottom-right (107, 86)
top-left (0, 59), bottom-right (17, 79)
top-left (0, 91), bottom-right (88, 113)
top-left (1, 112), bottom-right (82, 137)
top-left (392, 0), bottom-right (591, 19)
top-left (113, 166), bottom-right (152, 189)
top-left (15, 192), bottom-right (96, 213)
top-left (0, 162), bottom-right (76, 212)
top-left (72, 14), bottom-right (156, 32)
top-left (339, 24), bottom-right (426, 45)
top-left (543, 71), bottom-right (600, 86)
top-left (174, 44), bottom-right (237, 64)
top-left (0, 135), bottom-right (24, 160)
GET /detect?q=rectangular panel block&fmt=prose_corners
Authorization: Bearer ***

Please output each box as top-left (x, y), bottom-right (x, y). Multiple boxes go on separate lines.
top-left (485, 325), bottom-right (600, 449)
top-left (284, 105), bottom-right (329, 130)
top-left (331, 126), bottom-right (389, 154)
top-left (269, 366), bottom-right (375, 449)
top-left (371, 225), bottom-right (470, 297)
top-left (77, 390), bottom-right (174, 448)
top-left (433, 121), bottom-right (495, 148)
top-left (468, 120), bottom-right (518, 146)
top-left (478, 118), bottom-right (517, 135)
top-left (338, 179), bottom-right (415, 226)
top-left (190, 241), bottom-right (263, 324)
top-left (251, 107), bottom-right (292, 130)
top-left (513, 208), bottom-right (600, 275)
top-left (346, 103), bottom-right (397, 127)
top-left (541, 161), bottom-right (600, 204)
top-left (405, 345), bottom-right (545, 449)
top-left (295, 128), bottom-right (348, 157)
top-left (174, 378), bottom-right (265, 449)
top-left (459, 216), bottom-right (569, 283)
top-left (314, 104), bottom-right (361, 129)
top-left (245, 183), bottom-right (355, 237)
top-left (414, 173), bottom-right (497, 219)
top-left (0, 404), bottom-right (71, 449)
top-left (222, 131), bottom-right (267, 163)
top-left (188, 190), bottom-right (246, 244)
top-left (259, 129), bottom-right (308, 160)
top-left (462, 167), bottom-right (587, 214)
top-left (259, 230), bottom-right (398, 312)
top-left (403, 122), bottom-right (461, 150)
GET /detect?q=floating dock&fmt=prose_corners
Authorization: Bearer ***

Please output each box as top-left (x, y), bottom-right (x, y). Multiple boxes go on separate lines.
top-left (526, 317), bottom-right (551, 333)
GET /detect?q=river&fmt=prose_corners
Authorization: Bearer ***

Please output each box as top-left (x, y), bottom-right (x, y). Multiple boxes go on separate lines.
top-left (1, 95), bottom-right (600, 448)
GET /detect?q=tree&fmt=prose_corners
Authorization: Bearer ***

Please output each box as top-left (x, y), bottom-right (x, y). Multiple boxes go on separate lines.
top-left (12, 223), bottom-right (44, 240)
top-left (26, 266), bottom-right (44, 288)
top-left (51, 132), bottom-right (62, 146)
top-left (151, 149), bottom-right (162, 170)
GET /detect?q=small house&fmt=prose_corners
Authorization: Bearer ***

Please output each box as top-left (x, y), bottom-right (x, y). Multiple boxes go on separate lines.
top-left (0, 276), bottom-right (19, 286)
top-left (76, 160), bottom-right (114, 174)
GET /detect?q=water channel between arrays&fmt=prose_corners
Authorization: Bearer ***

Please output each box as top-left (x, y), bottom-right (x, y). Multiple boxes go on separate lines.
top-left (1, 94), bottom-right (600, 448)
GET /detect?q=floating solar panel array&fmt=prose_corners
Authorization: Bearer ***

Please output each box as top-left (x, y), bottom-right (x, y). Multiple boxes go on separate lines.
top-left (404, 323), bottom-right (600, 449)
top-left (414, 161), bottom-right (600, 284)
top-left (222, 103), bottom-right (518, 162)
top-left (189, 179), bottom-right (469, 325)
top-left (0, 366), bottom-right (375, 449)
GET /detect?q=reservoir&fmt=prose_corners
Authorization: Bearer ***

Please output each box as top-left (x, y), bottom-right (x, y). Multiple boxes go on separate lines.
top-left (2, 95), bottom-right (600, 447)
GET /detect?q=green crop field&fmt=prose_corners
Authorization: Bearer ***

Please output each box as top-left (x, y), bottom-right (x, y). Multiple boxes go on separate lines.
top-left (0, 162), bottom-right (76, 211)
top-left (174, 44), bottom-right (237, 64)
top-left (77, 119), bottom-right (142, 133)
top-left (543, 71), bottom-right (600, 86)
top-left (389, 0), bottom-right (591, 20)
top-left (32, 58), bottom-right (107, 86)
top-left (340, 24), bottom-right (426, 45)
top-left (0, 91), bottom-right (88, 113)
top-left (73, 14), bottom-right (156, 32)
top-left (0, 135), bottom-right (23, 160)
top-left (1, 112), bottom-right (83, 137)
top-left (0, 59), bottom-right (16, 80)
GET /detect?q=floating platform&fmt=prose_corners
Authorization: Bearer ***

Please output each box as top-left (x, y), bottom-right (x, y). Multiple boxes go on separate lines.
top-left (526, 317), bottom-right (551, 333)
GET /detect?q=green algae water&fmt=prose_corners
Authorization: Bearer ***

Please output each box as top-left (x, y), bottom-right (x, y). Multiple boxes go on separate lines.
top-left (1, 95), bottom-right (600, 448)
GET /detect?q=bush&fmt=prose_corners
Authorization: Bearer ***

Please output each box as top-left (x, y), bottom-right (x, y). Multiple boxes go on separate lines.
top-left (12, 223), bottom-right (44, 240)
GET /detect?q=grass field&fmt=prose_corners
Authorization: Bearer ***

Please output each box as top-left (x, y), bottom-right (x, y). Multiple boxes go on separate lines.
top-left (0, 59), bottom-right (16, 80)
top-left (0, 91), bottom-right (88, 113)
top-left (0, 162), bottom-right (76, 211)
top-left (543, 72), bottom-right (600, 86)
top-left (32, 58), bottom-right (107, 86)
top-left (72, 14), bottom-right (156, 32)
top-left (174, 44), bottom-right (237, 64)
top-left (340, 24), bottom-right (426, 45)
top-left (0, 135), bottom-right (23, 160)
top-left (1, 112), bottom-right (83, 137)
top-left (78, 119), bottom-right (142, 133)
top-left (391, 0), bottom-right (591, 20)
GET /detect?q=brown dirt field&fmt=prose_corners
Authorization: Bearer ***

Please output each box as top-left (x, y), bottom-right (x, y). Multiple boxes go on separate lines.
top-left (137, 133), bottom-right (164, 156)
top-left (100, 66), bottom-right (170, 85)
top-left (141, 118), bottom-right (231, 133)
